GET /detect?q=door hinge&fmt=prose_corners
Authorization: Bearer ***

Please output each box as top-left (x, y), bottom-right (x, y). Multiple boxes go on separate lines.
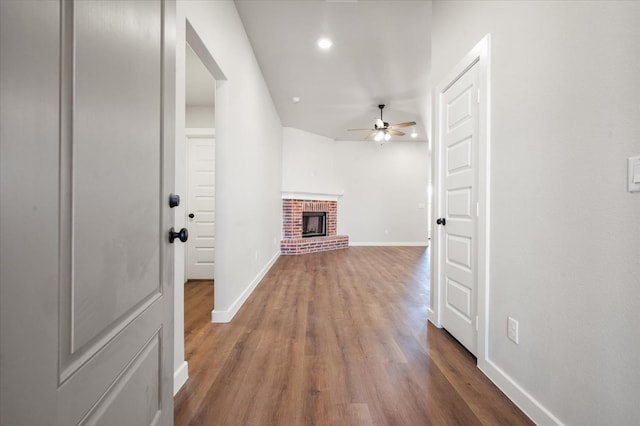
top-left (475, 315), bottom-right (479, 331)
top-left (476, 88), bottom-right (480, 104)
top-left (476, 202), bottom-right (480, 217)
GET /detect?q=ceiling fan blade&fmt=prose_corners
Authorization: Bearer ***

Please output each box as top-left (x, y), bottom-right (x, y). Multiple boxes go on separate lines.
top-left (387, 129), bottom-right (405, 136)
top-left (365, 131), bottom-right (377, 140)
top-left (389, 121), bottom-right (417, 129)
top-left (348, 128), bottom-right (373, 131)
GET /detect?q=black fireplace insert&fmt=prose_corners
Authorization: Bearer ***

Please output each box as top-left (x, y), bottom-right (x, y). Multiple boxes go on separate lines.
top-left (302, 211), bottom-right (326, 238)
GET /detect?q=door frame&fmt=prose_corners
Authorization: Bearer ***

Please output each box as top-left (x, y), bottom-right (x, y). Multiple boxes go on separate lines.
top-left (430, 34), bottom-right (491, 364)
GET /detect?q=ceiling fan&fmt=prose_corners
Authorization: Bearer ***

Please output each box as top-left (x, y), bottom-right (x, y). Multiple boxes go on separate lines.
top-left (348, 104), bottom-right (416, 143)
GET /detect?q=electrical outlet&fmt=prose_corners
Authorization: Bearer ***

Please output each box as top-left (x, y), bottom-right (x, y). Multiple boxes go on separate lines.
top-left (507, 317), bottom-right (519, 344)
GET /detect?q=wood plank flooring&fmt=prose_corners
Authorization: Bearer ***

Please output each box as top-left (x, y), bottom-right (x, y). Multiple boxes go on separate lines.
top-left (174, 247), bottom-right (532, 425)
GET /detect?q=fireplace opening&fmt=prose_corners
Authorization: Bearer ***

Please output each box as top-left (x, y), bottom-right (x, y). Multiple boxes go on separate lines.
top-left (302, 211), bottom-right (327, 238)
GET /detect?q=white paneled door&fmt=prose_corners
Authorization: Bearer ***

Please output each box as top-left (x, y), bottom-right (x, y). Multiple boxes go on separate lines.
top-left (437, 61), bottom-right (480, 356)
top-left (186, 134), bottom-right (216, 279)
top-left (0, 1), bottom-right (175, 424)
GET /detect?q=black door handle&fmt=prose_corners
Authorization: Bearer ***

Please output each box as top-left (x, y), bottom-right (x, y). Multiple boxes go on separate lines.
top-left (436, 218), bottom-right (446, 226)
top-left (188, 213), bottom-right (195, 219)
top-left (169, 194), bottom-right (180, 208)
top-left (169, 227), bottom-right (188, 243)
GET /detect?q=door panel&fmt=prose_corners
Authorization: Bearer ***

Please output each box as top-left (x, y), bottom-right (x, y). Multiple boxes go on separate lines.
top-left (446, 83), bottom-right (474, 130)
top-left (83, 331), bottom-right (161, 425)
top-left (195, 247), bottom-right (216, 264)
top-left (194, 195), bottom-right (216, 211)
top-left (194, 222), bottom-right (216, 237)
top-left (446, 235), bottom-right (472, 269)
top-left (186, 136), bottom-right (216, 279)
top-left (446, 278), bottom-right (472, 318)
top-left (446, 136), bottom-right (472, 174)
top-left (70, 0), bottom-right (163, 353)
top-left (0, 1), bottom-right (175, 424)
top-left (439, 61), bottom-right (480, 355)
top-left (446, 188), bottom-right (472, 218)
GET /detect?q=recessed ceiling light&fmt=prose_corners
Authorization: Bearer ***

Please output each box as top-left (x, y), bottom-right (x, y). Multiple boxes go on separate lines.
top-left (411, 131), bottom-right (418, 138)
top-left (291, 96), bottom-right (301, 104)
top-left (317, 38), bottom-right (333, 50)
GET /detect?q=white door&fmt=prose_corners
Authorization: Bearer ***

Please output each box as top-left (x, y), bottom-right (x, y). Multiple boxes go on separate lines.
top-left (0, 1), bottom-right (175, 424)
top-left (437, 61), bottom-right (480, 355)
top-left (186, 134), bottom-right (216, 279)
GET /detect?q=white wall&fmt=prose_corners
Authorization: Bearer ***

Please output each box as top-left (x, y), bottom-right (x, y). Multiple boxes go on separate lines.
top-left (282, 127), bottom-right (429, 245)
top-left (334, 141), bottom-right (429, 245)
top-left (174, 0), bottom-right (283, 390)
top-left (431, 1), bottom-right (640, 424)
top-left (282, 127), bottom-right (339, 194)
top-left (186, 106), bottom-right (215, 128)
top-left (182, 0), bottom-right (283, 321)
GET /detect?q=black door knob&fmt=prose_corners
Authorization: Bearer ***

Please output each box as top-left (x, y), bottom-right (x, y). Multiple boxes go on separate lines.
top-left (188, 213), bottom-right (195, 219)
top-left (169, 227), bottom-right (188, 243)
top-left (169, 194), bottom-right (180, 208)
top-left (436, 218), bottom-right (446, 226)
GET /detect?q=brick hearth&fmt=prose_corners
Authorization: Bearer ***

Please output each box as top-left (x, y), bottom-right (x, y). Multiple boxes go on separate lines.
top-left (281, 199), bottom-right (349, 255)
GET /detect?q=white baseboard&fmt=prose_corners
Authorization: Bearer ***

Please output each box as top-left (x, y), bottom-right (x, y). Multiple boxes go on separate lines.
top-left (173, 360), bottom-right (188, 396)
top-left (479, 359), bottom-right (563, 426)
top-left (211, 251), bottom-right (280, 323)
top-left (349, 241), bottom-right (429, 247)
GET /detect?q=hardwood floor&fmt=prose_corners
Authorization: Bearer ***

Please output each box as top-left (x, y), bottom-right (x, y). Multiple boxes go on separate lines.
top-left (174, 247), bottom-right (532, 425)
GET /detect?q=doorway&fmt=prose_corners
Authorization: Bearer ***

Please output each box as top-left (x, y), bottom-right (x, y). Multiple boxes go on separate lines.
top-left (183, 43), bottom-right (216, 374)
top-left (174, 18), bottom-right (227, 395)
top-left (184, 42), bottom-right (216, 280)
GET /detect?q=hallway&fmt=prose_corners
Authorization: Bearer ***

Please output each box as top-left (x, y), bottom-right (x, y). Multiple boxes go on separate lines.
top-left (174, 247), bottom-right (531, 425)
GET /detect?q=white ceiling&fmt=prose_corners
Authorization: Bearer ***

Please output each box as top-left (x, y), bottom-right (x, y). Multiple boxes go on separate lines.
top-left (234, 0), bottom-right (431, 142)
top-left (185, 42), bottom-right (216, 107)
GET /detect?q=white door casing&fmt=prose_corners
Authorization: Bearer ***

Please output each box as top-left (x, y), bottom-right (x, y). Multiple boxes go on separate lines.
top-left (431, 35), bottom-right (491, 361)
top-left (0, 1), bottom-right (175, 424)
top-left (186, 130), bottom-right (216, 279)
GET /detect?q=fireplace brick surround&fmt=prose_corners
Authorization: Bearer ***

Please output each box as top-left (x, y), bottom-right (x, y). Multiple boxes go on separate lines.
top-left (281, 199), bottom-right (349, 255)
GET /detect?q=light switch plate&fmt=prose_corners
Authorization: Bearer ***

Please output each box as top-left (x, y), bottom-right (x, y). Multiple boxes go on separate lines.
top-left (629, 155), bottom-right (640, 193)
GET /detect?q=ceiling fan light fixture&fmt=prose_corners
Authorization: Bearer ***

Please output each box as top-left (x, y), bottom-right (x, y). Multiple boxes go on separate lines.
top-left (317, 38), bottom-right (333, 50)
top-left (347, 104), bottom-right (416, 143)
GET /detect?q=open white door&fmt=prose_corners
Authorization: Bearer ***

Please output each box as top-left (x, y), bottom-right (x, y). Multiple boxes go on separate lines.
top-left (432, 35), bottom-right (490, 359)
top-left (437, 62), bottom-right (480, 355)
top-left (0, 1), bottom-right (176, 424)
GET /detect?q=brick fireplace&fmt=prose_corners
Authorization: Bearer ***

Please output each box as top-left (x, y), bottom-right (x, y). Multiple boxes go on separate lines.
top-left (281, 198), bottom-right (349, 255)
